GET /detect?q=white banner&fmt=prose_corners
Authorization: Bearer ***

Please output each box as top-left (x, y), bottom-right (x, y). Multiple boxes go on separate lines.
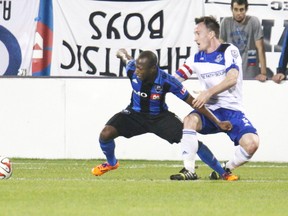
top-left (51, 0), bottom-right (203, 77)
top-left (0, 0), bottom-right (39, 75)
top-left (2, 0), bottom-right (285, 77)
top-left (204, 0), bottom-right (288, 75)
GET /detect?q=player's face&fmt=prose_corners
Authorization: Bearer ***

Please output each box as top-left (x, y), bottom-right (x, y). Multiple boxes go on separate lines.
top-left (135, 57), bottom-right (152, 81)
top-left (232, 3), bottom-right (247, 23)
top-left (194, 22), bottom-right (211, 52)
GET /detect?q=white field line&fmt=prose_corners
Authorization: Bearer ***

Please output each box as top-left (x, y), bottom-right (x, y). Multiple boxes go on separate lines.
top-left (13, 163), bottom-right (288, 169)
top-left (9, 178), bottom-right (288, 183)
top-left (124, 164), bottom-right (288, 169)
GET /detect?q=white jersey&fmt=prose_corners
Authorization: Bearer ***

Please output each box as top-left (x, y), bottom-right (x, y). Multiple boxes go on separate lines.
top-left (176, 43), bottom-right (244, 111)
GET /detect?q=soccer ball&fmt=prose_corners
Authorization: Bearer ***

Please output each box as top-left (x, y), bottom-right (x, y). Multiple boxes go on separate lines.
top-left (0, 156), bottom-right (12, 179)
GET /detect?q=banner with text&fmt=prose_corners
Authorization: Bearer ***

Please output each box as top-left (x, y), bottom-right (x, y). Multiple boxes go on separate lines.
top-left (0, 0), bottom-right (39, 76)
top-left (204, 0), bottom-right (288, 75)
top-left (51, 0), bottom-right (203, 77)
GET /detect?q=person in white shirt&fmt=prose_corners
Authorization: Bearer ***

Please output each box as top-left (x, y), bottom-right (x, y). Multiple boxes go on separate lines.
top-left (170, 16), bottom-right (259, 180)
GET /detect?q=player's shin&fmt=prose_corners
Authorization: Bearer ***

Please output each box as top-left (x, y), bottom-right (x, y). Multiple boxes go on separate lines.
top-left (99, 139), bottom-right (117, 166)
top-left (197, 141), bottom-right (226, 176)
top-left (180, 129), bottom-right (198, 173)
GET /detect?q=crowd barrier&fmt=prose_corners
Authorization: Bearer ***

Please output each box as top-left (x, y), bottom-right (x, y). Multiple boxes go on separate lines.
top-left (1, 78), bottom-right (287, 162)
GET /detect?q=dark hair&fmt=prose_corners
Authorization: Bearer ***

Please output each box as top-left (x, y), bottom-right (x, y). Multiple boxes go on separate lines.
top-left (138, 51), bottom-right (158, 68)
top-left (231, 0), bottom-right (249, 10)
top-left (195, 16), bottom-right (220, 38)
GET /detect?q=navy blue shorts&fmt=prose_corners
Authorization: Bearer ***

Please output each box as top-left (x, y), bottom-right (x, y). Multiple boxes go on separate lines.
top-left (106, 107), bottom-right (183, 144)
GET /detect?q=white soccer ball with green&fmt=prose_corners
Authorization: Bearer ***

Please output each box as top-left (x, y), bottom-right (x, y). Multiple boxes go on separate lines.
top-left (0, 156), bottom-right (12, 179)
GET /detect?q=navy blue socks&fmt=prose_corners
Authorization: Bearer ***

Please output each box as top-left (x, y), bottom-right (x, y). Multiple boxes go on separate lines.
top-left (197, 141), bottom-right (225, 176)
top-left (99, 139), bottom-right (117, 166)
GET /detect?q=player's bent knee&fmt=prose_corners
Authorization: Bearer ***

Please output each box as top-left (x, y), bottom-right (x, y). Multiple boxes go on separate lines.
top-left (99, 125), bottom-right (118, 141)
top-left (240, 133), bottom-right (259, 155)
top-left (249, 135), bottom-right (259, 153)
top-left (248, 141), bottom-right (259, 155)
top-left (183, 114), bottom-right (200, 129)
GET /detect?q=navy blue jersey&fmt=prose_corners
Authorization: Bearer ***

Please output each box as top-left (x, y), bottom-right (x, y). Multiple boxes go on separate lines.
top-left (125, 60), bottom-right (189, 115)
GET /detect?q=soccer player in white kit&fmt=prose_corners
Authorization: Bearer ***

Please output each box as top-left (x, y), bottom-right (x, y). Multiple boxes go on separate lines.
top-left (170, 16), bottom-right (259, 180)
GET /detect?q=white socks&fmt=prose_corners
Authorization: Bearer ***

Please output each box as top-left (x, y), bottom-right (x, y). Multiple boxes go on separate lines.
top-left (226, 145), bottom-right (252, 170)
top-left (180, 129), bottom-right (199, 173)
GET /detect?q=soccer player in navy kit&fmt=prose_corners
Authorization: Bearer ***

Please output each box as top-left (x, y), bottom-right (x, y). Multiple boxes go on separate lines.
top-left (91, 48), bottom-right (238, 180)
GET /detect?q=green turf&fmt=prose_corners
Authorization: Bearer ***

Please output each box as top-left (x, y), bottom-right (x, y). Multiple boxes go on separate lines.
top-left (0, 159), bottom-right (287, 216)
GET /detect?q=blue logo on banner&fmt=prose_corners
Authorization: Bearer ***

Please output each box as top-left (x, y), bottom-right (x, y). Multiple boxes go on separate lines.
top-left (0, 25), bottom-right (22, 75)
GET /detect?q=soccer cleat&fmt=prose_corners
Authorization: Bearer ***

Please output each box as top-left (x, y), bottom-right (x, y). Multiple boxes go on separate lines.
top-left (222, 172), bottom-right (239, 181)
top-left (91, 161), bottom-right (119, 176)
top-left (209, 162), bottom-right (239, 181)
top-left (209, 170), bottom-right (220, 180)
top-left (170, 168), bottom-right (198, 180)
top-left (209, 170), bottom-right (239, 181)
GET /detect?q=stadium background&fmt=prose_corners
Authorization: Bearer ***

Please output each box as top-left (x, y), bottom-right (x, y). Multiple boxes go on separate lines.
top-left (1, 0), bottom-right (287, 161)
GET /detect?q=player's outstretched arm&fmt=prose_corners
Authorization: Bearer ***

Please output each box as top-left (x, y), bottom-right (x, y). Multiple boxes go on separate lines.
top-left (116, 48), bottom-right (133, 65)
top-left (185, 94), bottom-right (232, 131)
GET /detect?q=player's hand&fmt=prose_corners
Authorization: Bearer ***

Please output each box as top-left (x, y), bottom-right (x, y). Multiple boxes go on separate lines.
top-left (254, 74), bottom-right (267, 82)
top-left (272, 73), bottom-right (285, 84)
top-left (116, 48), bottom-right (128, 58)
top-left (218, 121), bottom-right (233, 131)
top-left (192, 90), bottom-right (211, 109)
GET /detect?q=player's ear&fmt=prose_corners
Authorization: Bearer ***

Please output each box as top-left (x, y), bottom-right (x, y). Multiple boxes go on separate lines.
top-left (151, 65), bottom-right (157, 72)
top-left (209, 31), bottom-right (215, 39)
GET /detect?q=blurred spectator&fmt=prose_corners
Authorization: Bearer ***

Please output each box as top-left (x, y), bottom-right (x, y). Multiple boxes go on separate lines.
top-left (220, 0), bottom-right (267, 81)
top-left (272, 29), bottom-right (288, 84)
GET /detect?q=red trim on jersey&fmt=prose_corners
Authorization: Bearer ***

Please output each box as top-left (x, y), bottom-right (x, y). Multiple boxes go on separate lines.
top-left (183, 64), bottom-right (193, 75)
top-left (180, 87), bottom-right (187, 95)
top-left (178, 69), bottom-right (188, 80)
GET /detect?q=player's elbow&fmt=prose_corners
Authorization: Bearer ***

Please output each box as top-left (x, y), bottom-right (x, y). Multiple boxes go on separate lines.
top-left (226, 70), bottom-right (238, 87)
top-left (230, 76), bottom-right (238, 86)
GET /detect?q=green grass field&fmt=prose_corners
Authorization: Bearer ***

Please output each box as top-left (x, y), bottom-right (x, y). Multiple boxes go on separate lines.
top-left (1, 159), bottom-right (288, 216)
